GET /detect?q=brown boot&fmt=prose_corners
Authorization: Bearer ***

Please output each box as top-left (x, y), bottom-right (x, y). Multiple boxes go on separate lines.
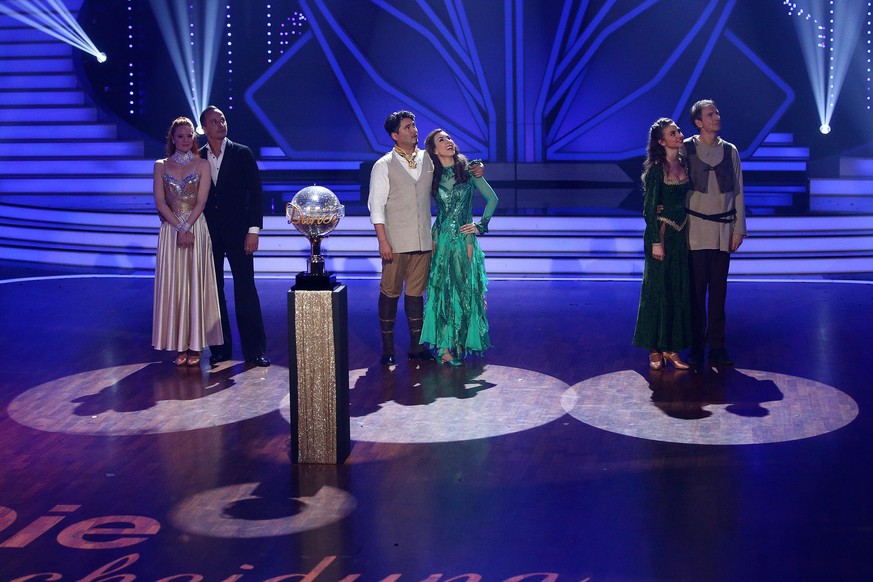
top-left (378, 293), bottom-right (399, 365)
top-left (404, 294), bottom-right (431, 360)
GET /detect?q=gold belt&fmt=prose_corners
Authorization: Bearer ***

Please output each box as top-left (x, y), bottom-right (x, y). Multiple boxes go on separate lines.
top-left (657, 215), bottom-right (688, 232)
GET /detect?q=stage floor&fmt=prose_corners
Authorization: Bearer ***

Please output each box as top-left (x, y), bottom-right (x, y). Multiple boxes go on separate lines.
top-left (1, 268), bottom-right (872, 581)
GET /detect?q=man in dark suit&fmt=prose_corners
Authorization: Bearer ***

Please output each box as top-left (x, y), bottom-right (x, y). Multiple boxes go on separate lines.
top-left (199, 105), bottom-right (269, 367)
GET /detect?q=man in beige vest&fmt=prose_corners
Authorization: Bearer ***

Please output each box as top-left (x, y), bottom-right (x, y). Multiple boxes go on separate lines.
top-left (368, 110), bottom-right (482, 365)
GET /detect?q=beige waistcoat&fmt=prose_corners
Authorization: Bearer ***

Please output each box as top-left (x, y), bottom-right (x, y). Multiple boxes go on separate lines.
top-left (384, 154), bottom-right (434, 253)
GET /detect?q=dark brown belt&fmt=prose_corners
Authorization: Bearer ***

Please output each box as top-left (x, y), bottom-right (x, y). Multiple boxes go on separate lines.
top-left (685, 208), bottom-right (737, 223)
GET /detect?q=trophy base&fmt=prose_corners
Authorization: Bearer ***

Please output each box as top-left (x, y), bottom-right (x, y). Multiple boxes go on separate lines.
top-left (288, 284), bottom-right (350, 464)
top-left (293, 271), bottom-right (337, 291)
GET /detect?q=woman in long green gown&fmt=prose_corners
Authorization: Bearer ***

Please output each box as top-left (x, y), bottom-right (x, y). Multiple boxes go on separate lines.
top-left (632, 118), bottom-right (692, 369)
top-left (420, 129), bottom-right (499, 366)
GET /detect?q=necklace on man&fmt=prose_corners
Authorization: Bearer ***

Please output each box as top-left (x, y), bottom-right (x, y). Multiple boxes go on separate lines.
top-left (394, 146), bottom-right (417, 169)
top-left (171, 150), bottom-right (195, 165)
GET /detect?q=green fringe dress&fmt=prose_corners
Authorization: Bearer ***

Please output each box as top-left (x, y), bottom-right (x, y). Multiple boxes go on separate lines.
top-left (420, 166), bottom-right (499, 357)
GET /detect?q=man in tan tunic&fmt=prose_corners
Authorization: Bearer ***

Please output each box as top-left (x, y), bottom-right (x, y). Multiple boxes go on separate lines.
top-left (684, 99), bottom-right (747, 367)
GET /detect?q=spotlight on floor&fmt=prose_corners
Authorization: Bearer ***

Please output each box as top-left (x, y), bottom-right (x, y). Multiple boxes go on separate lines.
top-left (820, 124), bottom-right (831, 134)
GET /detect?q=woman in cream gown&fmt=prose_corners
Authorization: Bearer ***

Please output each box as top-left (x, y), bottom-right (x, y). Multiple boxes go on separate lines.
top-left (151, 116), bottom-right (223, 366)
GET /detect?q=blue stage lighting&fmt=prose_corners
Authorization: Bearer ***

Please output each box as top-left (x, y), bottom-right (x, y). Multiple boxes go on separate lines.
top-left (0, 0), bottom-right (106, 62)
top-left (150, 0), bottom-right (226, 124)
top-left (785, 0), bottom-right (866, 130)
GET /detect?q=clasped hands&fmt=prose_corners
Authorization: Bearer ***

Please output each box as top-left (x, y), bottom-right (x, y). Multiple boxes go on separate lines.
top-left (176, 230), bottom-right (195, 248)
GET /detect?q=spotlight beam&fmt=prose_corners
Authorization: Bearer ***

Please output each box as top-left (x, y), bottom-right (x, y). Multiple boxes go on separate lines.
top-left (786, 0), bottom-right (865, 132)
top-left (150, 0), bottom-right (226, 125)
top-left (825, 1), bottom-right (865, 126)
top-left (789, 3), bottom-right (828, 124)
top-left (0, 0), bottom-right (105, 61)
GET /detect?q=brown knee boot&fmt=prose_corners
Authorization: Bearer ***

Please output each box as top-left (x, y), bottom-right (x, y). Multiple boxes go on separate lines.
top-left (405, 294), bottom-right (430, 360)
top-left (378, 293), bottom-right (399, 364)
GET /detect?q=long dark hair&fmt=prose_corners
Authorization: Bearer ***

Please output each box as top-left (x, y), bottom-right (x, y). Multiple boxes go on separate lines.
top-left (424, 128), bottom-right (469, 196)
top-left (642, 117), bottom-right (683, 182)
top-left (164, 116), bottom-right (199, 156)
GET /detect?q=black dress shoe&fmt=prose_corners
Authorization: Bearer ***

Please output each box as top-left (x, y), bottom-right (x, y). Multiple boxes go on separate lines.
top-left (408, 351), bottom-right (434, 361)
top-left (687, 350), bottom-right (704, 367)
top-left (709, 348), bottom-right (734, 366)
top-left (248, 355), bottom-right (271, 367)
top-left (380, 354), bottom-right (396, 365)
top-left (209, 352), bottom-right (230, 366)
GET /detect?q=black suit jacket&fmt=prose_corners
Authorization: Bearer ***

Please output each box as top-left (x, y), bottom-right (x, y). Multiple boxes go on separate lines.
top-left (200, 139), bottom-right (264, 239)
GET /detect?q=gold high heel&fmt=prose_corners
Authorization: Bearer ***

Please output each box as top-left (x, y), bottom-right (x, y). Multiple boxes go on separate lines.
top-left (186, 350), bottom-right (201, 367)
top-left (663, 351), bottom-right (689, 370)
top-left (649, 352), bottom-right (664, 370)
top-left (174, 352), bottom-right (188, 366)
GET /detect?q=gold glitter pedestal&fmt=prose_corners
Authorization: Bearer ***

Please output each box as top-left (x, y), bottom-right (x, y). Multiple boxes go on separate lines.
top-left (288, 285), bottom-right (350, 464)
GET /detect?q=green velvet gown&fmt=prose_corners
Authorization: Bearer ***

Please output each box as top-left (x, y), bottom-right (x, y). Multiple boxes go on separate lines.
top-left (420, 166), bottom-right (498, 356)
top-left (632, 163), bottom-right (692, 352)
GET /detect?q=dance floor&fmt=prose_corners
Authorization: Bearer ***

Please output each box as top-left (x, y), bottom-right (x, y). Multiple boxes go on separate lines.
top-left (1, 264), bottom-right (872, 581)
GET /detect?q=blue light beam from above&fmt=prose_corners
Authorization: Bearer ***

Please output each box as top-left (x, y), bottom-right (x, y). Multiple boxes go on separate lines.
top-left (0, 0), bottom-right (105, 62)
top-left (149, 0), bottom-right (226, 128)
top-left (784, 0), bottom-right (866, 133)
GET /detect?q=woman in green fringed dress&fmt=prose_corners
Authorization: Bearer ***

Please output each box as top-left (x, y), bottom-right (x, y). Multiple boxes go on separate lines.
top-left (420, 129), bottom-right (499, 366)
top-left (632, 118), bottom-right (692, 370)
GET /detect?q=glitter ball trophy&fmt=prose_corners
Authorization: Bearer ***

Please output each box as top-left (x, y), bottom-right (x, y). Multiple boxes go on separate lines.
top-left (286, 185), bottom-right (350, 464)
top-left (286, 185), bottom-right (345, 290)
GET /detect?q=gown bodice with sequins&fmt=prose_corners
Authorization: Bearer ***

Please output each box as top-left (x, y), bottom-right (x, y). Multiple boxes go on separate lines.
top-left (152, 168), bottom-right (223, 352)
top-left (162, 172), bottom-right (200, 221)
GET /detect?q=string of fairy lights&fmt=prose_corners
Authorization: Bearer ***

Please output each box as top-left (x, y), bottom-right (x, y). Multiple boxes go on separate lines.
top-left (126, 0), bottom-right (136, 116)
top-left (867, 1), bottom-right (872, 112)
top-left (266, 4), bottom-right (308, 64)
top-left (225, 2), bottom-right (234, 111)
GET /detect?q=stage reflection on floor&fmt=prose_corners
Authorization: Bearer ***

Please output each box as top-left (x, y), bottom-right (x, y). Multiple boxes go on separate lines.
top-left (1, 273), bottom-right (872, 581)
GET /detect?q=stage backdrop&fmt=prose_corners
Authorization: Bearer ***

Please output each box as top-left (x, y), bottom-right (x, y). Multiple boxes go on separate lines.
top-left (78, 0), bottom-right (867, 162)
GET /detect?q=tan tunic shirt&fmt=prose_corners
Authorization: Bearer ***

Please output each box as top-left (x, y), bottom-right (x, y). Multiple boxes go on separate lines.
top-left (685, 136), bottom-right (747, 252)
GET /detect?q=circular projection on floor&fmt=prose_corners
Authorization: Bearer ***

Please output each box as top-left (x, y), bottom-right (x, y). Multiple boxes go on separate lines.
top-left (562, 368), bottom-right (859, 445)
top-left (8, 361), bottom-right (287, 435)
top-left (169, 483), bottom-right (356, 538)
top-left (342, 364), bottom-right (567, 443)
